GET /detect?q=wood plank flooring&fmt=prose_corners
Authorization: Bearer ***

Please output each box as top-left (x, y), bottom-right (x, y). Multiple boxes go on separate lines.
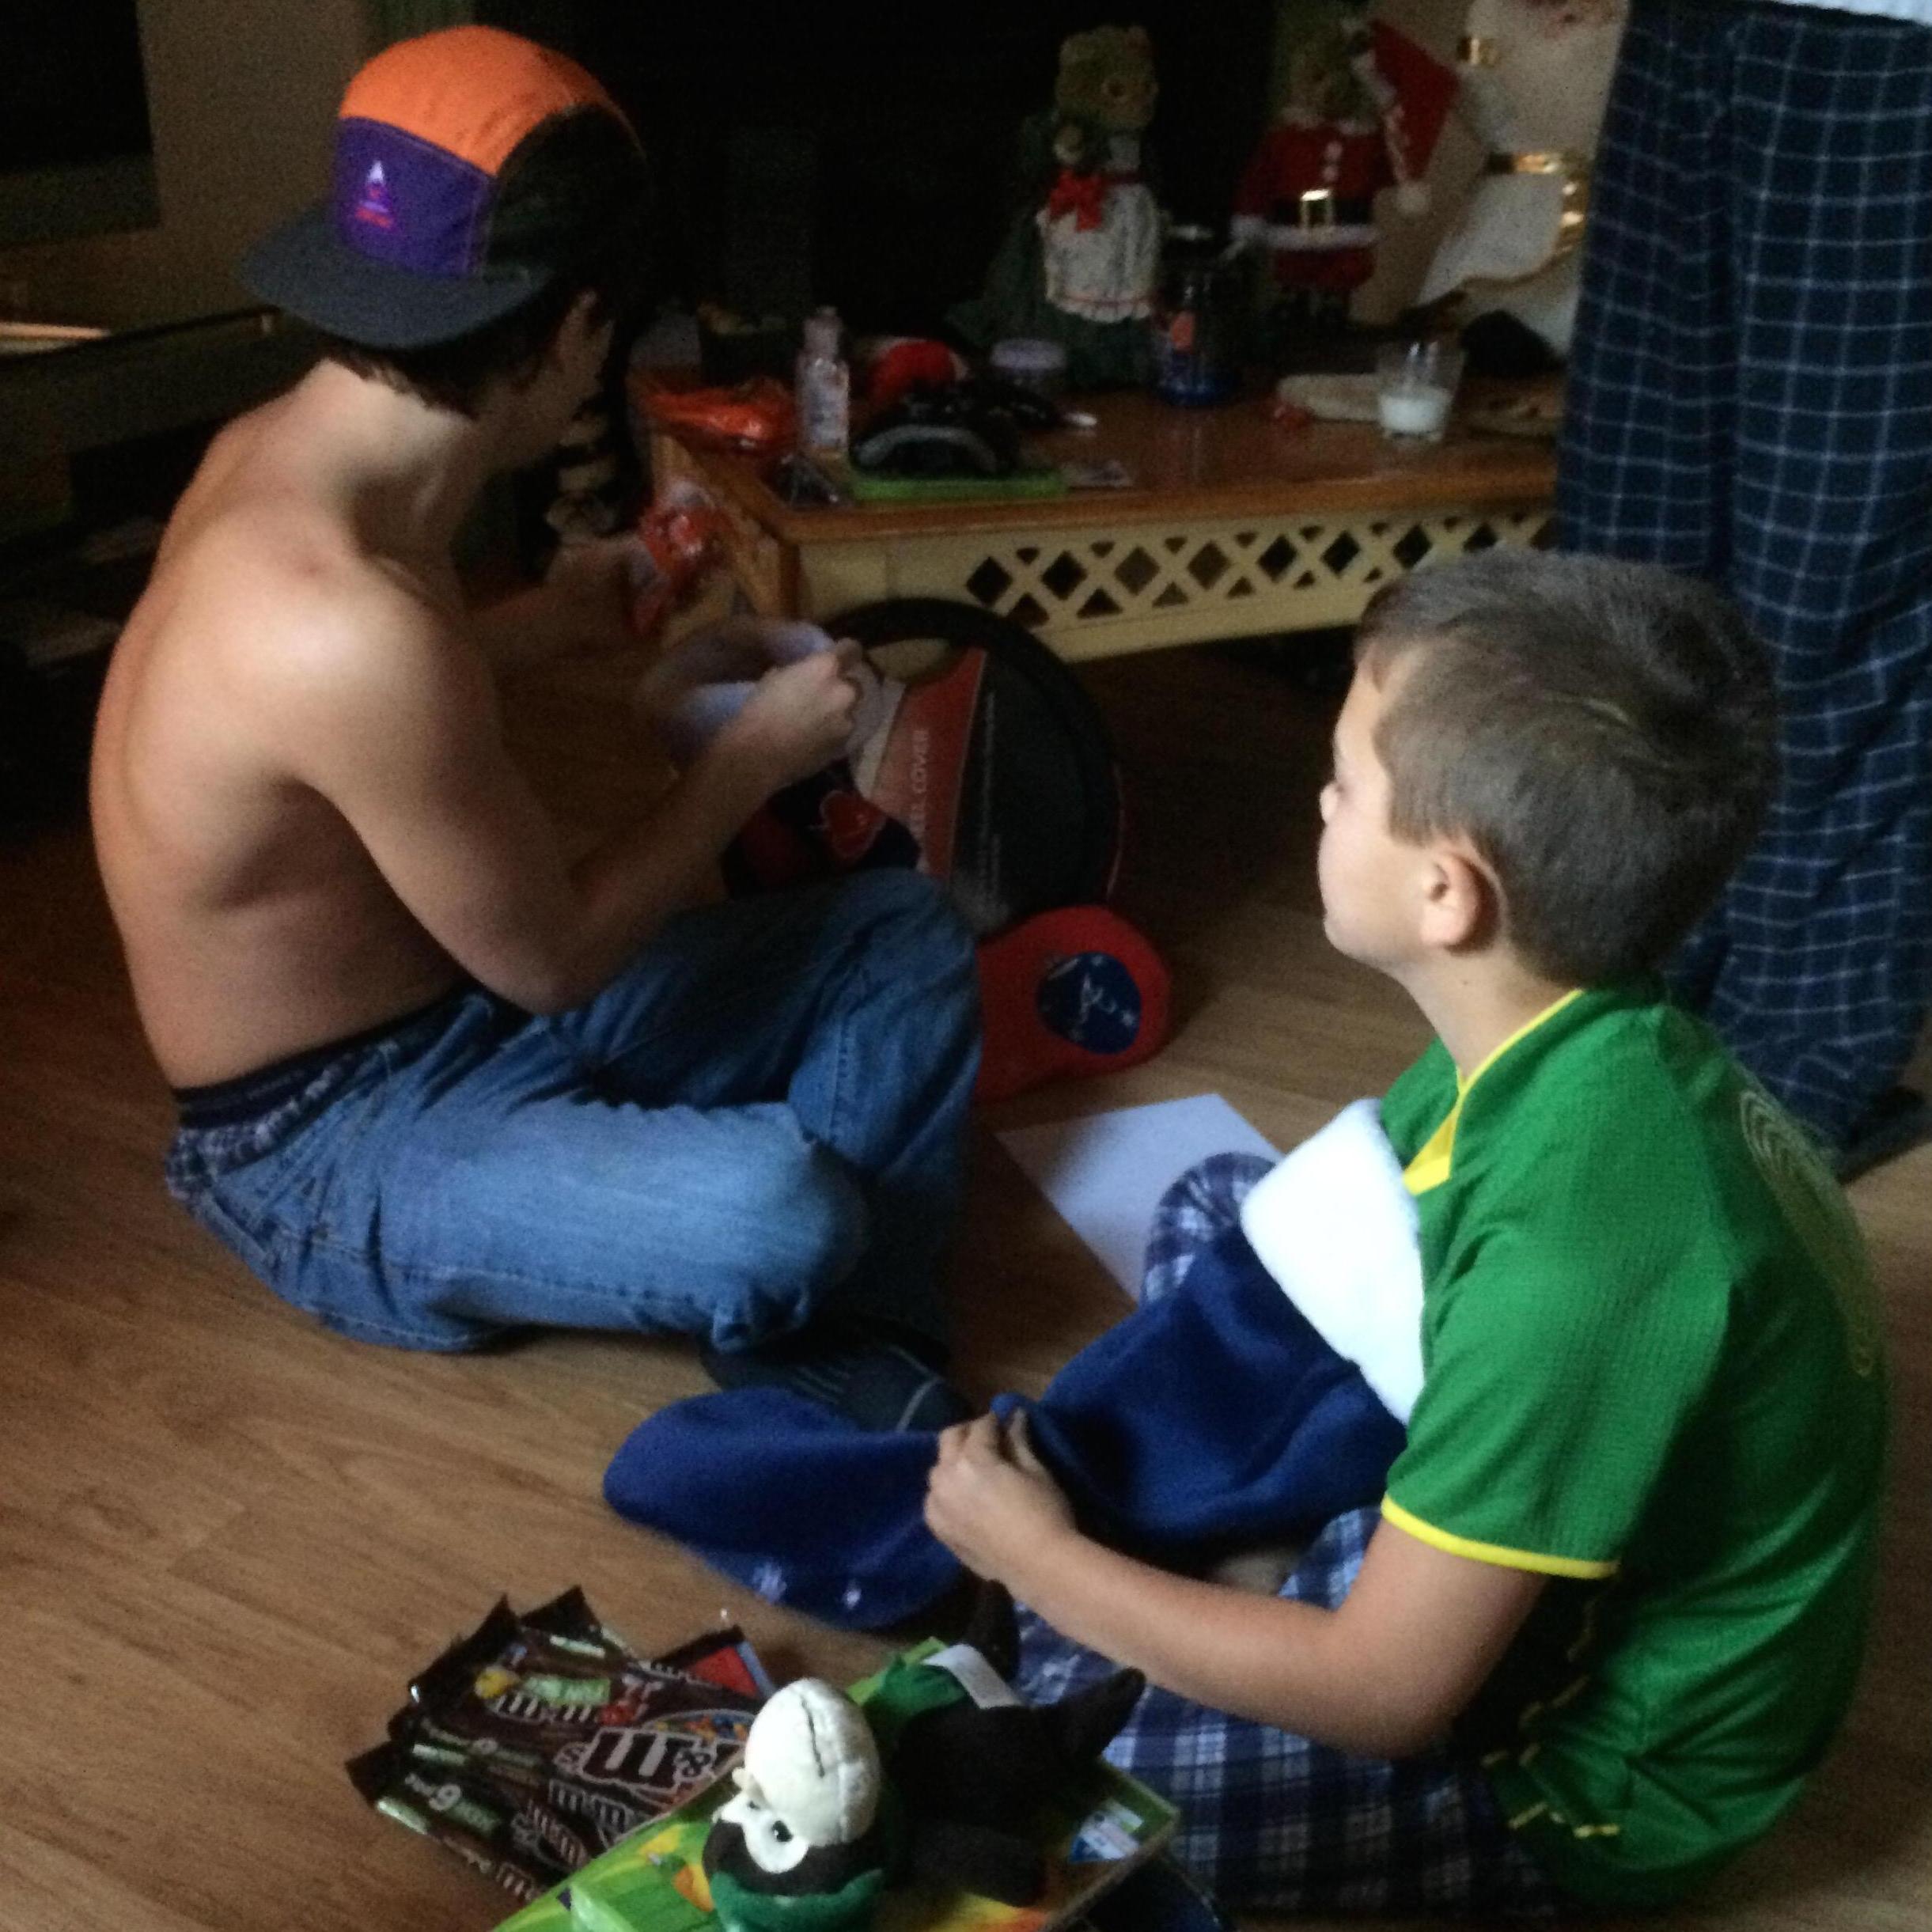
top-left (2, 638), bottom-right (1925, 1932)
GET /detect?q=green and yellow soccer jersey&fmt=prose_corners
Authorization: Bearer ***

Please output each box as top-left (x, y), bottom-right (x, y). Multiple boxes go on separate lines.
top-left (1379, 982), bottom-right (1888, 1910)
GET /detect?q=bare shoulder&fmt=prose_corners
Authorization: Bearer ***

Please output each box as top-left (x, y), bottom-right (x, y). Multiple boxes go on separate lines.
top-left (163, 494), bottom-right (487, 763)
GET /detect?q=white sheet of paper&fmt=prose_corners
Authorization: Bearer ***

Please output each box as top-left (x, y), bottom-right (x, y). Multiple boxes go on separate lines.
top-left (998, 1095), bottom-right (1280, 1297)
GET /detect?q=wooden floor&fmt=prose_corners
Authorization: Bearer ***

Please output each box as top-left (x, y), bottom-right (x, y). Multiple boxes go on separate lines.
top-left (2, 638), bottom-right (1926, 1932)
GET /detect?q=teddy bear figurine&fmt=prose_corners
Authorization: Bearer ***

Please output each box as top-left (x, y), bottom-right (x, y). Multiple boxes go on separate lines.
top-left (1415, 0), bottom-right (1628, 373)
top-left (949, 25), bottom-right (1164, 389)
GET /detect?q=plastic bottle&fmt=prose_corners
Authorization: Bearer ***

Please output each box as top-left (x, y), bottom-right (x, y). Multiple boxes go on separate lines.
top-left (794, 306), bottom-right (851, 459)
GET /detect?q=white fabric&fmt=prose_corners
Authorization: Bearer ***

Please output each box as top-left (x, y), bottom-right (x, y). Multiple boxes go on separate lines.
top-left (1265, 221), bottom-right (1380, 252)
top-left (1419, 172), bottom-right (1574, 302)
top-left (1038, 176), bottom-right (1161, 323)
top-left (1418, 0), bottom-right (1625, 347)
top-left (922, 1644), bottom-right (1022, 1710)
top-left (1773, 0), bottom-right (1932, 21)
top-left (1238, 1097), bottom-right (1426, 1422)
top-left (647, 616), bottom-right (888, 766)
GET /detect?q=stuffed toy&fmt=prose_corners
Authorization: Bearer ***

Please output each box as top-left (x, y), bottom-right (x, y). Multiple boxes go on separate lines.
top-left (702, 1589), bottom-right (1143, 1932)
top-left (1416, 0), bottom-right (1627, 371)
top-left (1232, 3), bottom-right (1455, 353)
top-left (949, 26), bottom-right (1163, 389)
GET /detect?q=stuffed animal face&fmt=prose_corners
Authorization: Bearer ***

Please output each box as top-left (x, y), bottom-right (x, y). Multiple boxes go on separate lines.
top-left (1280, 2), bottom-right (1378, 127)
top-left (1055, 26), bottom-right (1158, 136)
top-left (714, 1778), bottom-right (820, 1880)
top-left (702, 1679), bottom-right (893, 1932)
top-left (724, 1678), bottom-right (881, 1857)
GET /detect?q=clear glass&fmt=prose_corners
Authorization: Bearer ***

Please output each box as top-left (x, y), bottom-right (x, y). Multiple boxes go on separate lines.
top-left (1374, 339), bottom-right (1464, 444)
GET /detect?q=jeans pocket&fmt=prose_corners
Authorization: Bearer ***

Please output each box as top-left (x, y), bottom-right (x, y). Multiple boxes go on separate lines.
top-left (184, 1180), bottom-right (288, 1283)
top-left (243, 1065), bottom-right (392, 1216)
top-left (180, 1063), bottom-right (394, 1275)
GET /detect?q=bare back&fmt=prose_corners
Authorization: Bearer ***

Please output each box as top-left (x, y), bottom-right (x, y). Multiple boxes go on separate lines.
top-left (96, 346), bottom-right (847, 1095)
top-left (91, 391), bottom-right (466, 1087)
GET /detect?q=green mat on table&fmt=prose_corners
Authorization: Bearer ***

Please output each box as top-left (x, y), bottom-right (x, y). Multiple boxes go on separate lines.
top-left (847, 465), bottom-right (1066, 504)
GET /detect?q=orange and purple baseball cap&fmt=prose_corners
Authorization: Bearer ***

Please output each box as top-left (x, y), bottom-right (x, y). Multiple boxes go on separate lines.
top-left (244, 26), bottom-right (644, 350)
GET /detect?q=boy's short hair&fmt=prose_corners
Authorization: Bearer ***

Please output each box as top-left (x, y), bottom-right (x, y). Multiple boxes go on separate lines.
top-left (244, 28), bottom-right (653, 418)
top-left (1354, 551), bottom-right (1778, 986)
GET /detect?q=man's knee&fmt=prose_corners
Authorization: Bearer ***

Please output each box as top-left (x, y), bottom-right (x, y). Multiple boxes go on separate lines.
top-left (849, 868), bottom-right (972, 949)
top-left (726, 1138), bottom-right (869, 1336)
top-left (848, 870), bottom-right (979, 1008)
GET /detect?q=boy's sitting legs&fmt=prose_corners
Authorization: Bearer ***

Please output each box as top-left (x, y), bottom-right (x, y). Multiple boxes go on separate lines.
top-left (1140, 1151), bottom-right (1309, 1586)
top-left (1013, 1507), bottom-right (1561, 1918)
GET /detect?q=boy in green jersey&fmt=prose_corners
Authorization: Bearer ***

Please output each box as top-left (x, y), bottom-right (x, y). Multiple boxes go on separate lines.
top-left (925, 551), bottom-right (1888, 1915)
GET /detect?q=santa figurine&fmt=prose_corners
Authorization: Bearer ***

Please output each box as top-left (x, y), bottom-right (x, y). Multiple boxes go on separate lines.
top-left (1416, 0), bottom-right (1627, 372)
top-left (1233, 4), bottom-right (1456, 354)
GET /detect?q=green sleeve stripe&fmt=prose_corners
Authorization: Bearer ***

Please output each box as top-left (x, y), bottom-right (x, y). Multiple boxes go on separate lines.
top-left (1381, 1496), bottom-right (1620, 1579)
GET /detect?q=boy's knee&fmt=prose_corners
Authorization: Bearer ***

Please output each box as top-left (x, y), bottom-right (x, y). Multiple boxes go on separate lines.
top-left (1166, 1152), bottom-right (1273, 1226)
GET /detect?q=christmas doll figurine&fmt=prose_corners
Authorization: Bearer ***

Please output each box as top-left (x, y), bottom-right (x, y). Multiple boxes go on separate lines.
top-left (949, 25), bottom-right (1164, 389)
top-left (1415, 0), bottom-right (1627, 373)
top-left (1233, 3), bottom-right (1455, 354)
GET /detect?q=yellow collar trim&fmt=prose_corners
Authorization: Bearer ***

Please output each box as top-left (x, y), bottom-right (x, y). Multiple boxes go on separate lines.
top-left (1403, 989), bottom-right (1582, 1195)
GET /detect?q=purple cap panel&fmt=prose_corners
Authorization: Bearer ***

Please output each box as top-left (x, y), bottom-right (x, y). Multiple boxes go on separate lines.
top-left (332, 119), bottom-right (493, 277)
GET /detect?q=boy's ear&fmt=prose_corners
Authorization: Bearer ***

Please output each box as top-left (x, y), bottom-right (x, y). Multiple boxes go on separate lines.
top-left (553, 289), bottom-right (606, 363)
top-left (1419, 843), bottom-right (1501, 953)
top-left (502, 292), bottom-right (604, 397)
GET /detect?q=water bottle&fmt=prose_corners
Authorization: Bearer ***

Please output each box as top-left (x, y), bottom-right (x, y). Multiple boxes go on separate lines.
top-left (794, 306), bottom-right (850, 459)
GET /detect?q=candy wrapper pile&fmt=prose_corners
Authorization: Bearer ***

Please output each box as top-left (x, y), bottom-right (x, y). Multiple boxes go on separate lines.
top-left (349, 1589), bottom-right (771, 1906)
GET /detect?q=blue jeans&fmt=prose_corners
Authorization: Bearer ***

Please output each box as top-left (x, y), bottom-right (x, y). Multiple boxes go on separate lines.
top-left (165, 873), bottom-right (980, 1352)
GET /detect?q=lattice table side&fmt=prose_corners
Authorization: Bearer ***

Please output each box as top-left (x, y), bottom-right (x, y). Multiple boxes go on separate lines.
top-left (797, 506), bottom-right (1552, 659)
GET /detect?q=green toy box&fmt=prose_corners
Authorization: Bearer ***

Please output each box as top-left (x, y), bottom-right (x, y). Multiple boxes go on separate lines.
top-left (493, 1644), bottom-right (1177, 1932)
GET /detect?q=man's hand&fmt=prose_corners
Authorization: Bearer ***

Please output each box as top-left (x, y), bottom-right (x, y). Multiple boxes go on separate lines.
top-left (710, 642), bottom-right (864, 793)
top-left (543, 532), bottom-right (651, 657)
top-left (469, 533), bottom-right (648, 672)
top-left (925, 1411), bottom-right (1078, 1586)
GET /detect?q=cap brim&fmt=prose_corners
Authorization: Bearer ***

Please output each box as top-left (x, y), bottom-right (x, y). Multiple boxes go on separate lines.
top-left (241, 203), bottom-right (551, 350)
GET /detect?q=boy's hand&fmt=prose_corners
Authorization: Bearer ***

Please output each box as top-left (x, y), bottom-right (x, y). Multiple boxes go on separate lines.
top-left (711, 643), bottom-right (863, 792)
top-left (925, 1411), bottom-right (1077, 1586)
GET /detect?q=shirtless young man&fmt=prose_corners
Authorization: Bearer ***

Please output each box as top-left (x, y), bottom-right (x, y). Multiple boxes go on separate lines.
top-left (89, 27), bottom-right (979, 1428)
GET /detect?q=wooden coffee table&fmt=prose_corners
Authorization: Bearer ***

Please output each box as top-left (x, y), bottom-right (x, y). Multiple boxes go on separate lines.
top-left (645, 385), bottom-right (1557, 663)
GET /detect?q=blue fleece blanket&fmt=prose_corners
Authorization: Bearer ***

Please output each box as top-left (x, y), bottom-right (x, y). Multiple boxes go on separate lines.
top-left (604, 1223), bottom-right (1406, 1629)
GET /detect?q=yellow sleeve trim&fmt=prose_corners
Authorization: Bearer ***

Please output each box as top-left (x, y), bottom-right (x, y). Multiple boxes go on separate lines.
top-left (1381, 1496), bottom-right (1620, 1579)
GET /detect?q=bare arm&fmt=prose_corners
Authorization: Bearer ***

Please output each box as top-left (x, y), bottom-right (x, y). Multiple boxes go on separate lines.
top-left (926, 1413), bottom-right (1544, 1759)
top-left (468, 532), bottom-right (644, 675)
top-left (275, 587), bottom-right (856, 1012)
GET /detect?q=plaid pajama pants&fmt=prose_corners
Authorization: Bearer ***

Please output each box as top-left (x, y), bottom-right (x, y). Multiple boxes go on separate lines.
top-left (1013, 1158), bottom-right (1563, 1918)
top-left (1558, 0), bottom-right (1932, 1150)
